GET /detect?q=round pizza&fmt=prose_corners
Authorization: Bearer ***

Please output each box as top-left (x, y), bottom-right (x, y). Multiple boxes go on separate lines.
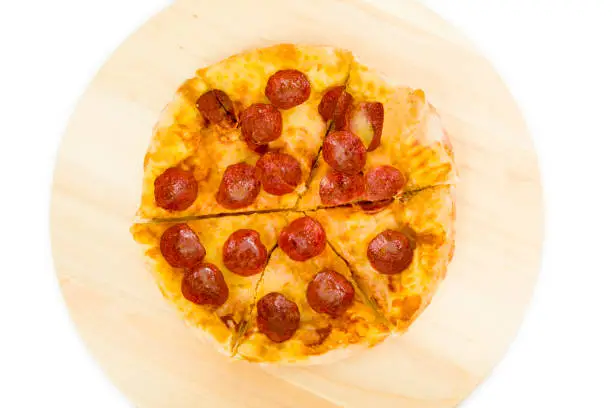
top-left (131, 44), bottom-right (457, 364)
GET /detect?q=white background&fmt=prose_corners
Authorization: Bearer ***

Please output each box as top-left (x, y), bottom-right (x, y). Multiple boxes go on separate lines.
top-left (1, 0), bottom-right (611, 406)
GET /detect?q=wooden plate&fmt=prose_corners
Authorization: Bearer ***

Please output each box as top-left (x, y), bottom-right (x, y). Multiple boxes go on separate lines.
top-left (50, 0), bottom-right (543, 406)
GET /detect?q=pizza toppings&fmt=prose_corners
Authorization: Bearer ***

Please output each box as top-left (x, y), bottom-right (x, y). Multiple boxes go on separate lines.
top-left (240, 103), bottom-right (283, 145)
top-left (318, 86), bottom-right (343, 121)
top-left (257, 292), bottom-right (301, 343)
top-left (182, 263), bottom-right (229, 306)
top-left (333, 89), bottom-right (354, 131)
top-left (160, 224), bottom-right (206, 268)
top-left (223, 229), bottom-right (268, 276)
top-left (322, 130), bottom-right (367, 174)
top-left (364, 165), bottom-right (405, 201)
top-left (266, 70), bottom-right (311, 110)
top-left (216, 163), bottom-right (261, 209)
top-left (154, 167), bottom-right (198, 211)
top-left (349, 102), bottom-right (384, 151)
top-left (307, 270), bottom-right (355, 317)
top-left (317, 86), bottom-right (343, 121)
top-left (367, 230), bottom-right (414, 275)
top-left (256, 152), bottom-right (302, 196)
top-left (319, 171), bottom-right (365, 206)
top-left (196, 89), bottom-right (236, 127)
top-left (279, 216), bottom-right (326, 261)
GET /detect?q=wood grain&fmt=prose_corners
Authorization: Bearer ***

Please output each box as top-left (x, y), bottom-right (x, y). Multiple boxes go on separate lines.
top-left (50, 0), bottom-right (543, 407)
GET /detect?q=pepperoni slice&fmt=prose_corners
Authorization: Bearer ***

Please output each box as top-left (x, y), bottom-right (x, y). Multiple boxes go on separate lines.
top-left (319, 171), bottom-right (365, 206)
top-left (256, 152), bottom-right (302, 196)
top-left (318, 86), bottom-right (343, 121)
top-left (159, 224), bottom-right (205, 268)
top-left (334, 90), bottom-right (354, 131)
top-left (240, 103), bottom-right (283, 145)
top-left (322, 130), bottom-right (367, 174)
top-left (266, 70), bottom-right (311, 110)
top-left (307, 270), bottom-right (355, 317)
top-left (364, 165), bottom-right (405, 201)
top-left (222, 229), bottom-right (267, 276)
top-left (182, 263), bottom-right (229, 306)
top-left (358, 199), bottom-right (394, 214)
top-left (279, 217), bottom-right (326, 262)
top-left (257, 292), bottom-right (300, 343)
top-left (349, 102), bottom-right (384, 151)
top-left (196, 90), bottom-right (236, 127)
top-left (367, 230), bottom-right (414, 275)
top-left (154, 167), bottom-right (198, 211)
top-left (318, 86), bottom-right (355, 129)
top-left (216, 163), bottom-right (261, 209)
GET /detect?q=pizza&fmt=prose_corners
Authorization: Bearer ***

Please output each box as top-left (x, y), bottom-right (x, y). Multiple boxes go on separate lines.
top-left (132, 44), bottom-right (458, 364)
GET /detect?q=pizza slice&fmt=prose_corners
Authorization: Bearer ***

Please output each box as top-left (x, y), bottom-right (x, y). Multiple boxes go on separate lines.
top-left (298, 61), bottom-right (457, 210)
top-left (130, 212), bottom-right (289, 355)
top-left (309, 186), bottom-right (456, 332)
top-left (235, 214), bottom-right (390, 364)
top-left (137, 44), bottom-right (354, 220)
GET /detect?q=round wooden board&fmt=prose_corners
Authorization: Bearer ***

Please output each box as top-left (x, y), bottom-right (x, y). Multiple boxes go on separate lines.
top-left (50, 0), bottom-right (543, 407)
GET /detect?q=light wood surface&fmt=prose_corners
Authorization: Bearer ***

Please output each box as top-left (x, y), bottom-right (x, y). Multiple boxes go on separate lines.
top-left (50, 0), bottom-right (543, 407)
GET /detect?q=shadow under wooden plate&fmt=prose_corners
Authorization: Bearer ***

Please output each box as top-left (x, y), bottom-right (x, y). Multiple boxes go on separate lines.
top-left (50, 0), bottom-right (543, 407)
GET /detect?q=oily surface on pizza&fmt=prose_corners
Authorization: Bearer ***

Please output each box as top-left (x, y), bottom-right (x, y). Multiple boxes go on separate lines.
top-left (132, 44), bottom-right (458, 364)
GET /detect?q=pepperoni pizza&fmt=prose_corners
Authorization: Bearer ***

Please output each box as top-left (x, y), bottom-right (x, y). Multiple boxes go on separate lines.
top-left (132, 44), bottom-right (458, 364)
